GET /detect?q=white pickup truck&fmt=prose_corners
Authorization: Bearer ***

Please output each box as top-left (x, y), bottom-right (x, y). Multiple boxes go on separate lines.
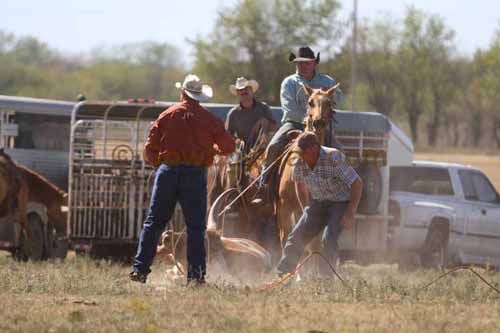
top-left (389, 161), bottom-right (500, 269)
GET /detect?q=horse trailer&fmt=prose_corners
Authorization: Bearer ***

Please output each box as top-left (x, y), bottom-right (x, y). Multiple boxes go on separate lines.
top-left (332, 111), bottom-right (413, 261)
top-left (66, 100), bottom-right (251, 256)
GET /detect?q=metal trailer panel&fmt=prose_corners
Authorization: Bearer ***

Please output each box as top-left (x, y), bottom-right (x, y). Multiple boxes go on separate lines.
top-left (68, 119), bottom-right (152, 241)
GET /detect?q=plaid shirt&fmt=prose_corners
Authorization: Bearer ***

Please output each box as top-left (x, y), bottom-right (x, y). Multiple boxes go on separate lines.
top-left (291, 147), bottom-right (359, 202)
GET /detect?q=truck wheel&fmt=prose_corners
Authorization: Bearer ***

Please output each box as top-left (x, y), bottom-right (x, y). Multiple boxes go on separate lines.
top-left (421, 228), bottom-right (447, 269)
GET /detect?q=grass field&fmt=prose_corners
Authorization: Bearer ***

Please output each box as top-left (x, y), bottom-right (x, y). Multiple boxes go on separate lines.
top-left (1, 255), bottom-right (500, 333)
top-left (1, 152), bottom-right (500, 332)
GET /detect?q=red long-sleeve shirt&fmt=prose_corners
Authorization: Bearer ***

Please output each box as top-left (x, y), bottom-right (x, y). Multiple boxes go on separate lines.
top-left (144, 97), bottom-right (235, 167)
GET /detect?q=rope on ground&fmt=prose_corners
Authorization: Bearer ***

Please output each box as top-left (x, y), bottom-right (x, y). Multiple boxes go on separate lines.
top-left (258, 254), bottom-right (500, 298)
top-left (257, 251), bottom-right (354, 293)
top-left (414, 265), bottom-right (500, 296)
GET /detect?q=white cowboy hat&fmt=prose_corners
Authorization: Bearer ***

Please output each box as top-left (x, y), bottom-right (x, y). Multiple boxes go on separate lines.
top-left (229, 77), bottom-right (260, 96)
top-left (175, 74), bottom-right (213, 102)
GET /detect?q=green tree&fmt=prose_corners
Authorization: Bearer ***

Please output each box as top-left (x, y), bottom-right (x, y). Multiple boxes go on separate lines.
top-left (473, 27), bottom-right (500, 148)
top-left (423, 13), bottom-right (456, 146)
top-left (356, 17), bottom-right (400, 116)
top-left (190, 0), bottom-right (343, 105)
top-left (396, 7), bottom-right (456, 144)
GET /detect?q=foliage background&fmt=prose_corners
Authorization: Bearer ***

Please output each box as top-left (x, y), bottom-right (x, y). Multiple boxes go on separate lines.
top-left (1, 0), bottom-right (500, 149)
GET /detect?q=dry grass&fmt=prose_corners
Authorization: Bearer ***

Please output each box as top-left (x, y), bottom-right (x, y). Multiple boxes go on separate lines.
top-left (1, 254), bottom-right (500, 332)
top-left (415, 152), bottom-right (500, 191)
top-left (1, 151), bottom-right (499, 332)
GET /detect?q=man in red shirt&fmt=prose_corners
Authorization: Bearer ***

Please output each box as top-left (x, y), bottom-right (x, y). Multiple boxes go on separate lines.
top-left (130, 74), bottom-right (235, 284)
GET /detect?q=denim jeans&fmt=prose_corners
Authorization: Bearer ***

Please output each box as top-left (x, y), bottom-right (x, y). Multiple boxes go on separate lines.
top-left (277, 200), bottom-right (348, 274)
top-left (260, 121), bottom-right (304, 187)
top-left (133, 164), bottom-right (208, 281)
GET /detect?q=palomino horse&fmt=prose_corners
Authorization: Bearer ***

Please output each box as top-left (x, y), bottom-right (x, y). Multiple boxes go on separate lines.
top-left (207, 117), bottom-right (277, 243)
top-left (276, 84), bottom-right (341, 268)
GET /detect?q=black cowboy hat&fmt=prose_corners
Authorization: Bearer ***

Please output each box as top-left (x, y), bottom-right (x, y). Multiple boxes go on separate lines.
top-left (289, 46), bottom-right (320, 64)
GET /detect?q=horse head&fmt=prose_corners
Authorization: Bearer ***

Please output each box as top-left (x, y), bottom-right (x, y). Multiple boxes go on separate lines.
top-left (303, 83), bottom-right (340, 142)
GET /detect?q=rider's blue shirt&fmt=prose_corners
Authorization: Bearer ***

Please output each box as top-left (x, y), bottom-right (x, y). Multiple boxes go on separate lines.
top-left (280, 71), bottom-right (345, 124)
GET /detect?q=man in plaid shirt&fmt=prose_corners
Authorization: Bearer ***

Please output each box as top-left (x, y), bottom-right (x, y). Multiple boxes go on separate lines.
top-left (275, 132), bottom-right (363, 277)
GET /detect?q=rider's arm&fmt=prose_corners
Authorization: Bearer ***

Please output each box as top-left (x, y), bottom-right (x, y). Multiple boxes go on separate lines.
top-left (280, 77), bottom-right (298, 115)
top-left (225, 107), bottom-right (238, 136)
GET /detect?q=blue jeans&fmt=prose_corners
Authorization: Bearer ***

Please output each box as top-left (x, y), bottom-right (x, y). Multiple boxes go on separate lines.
top-left (133, 164), bottom-right (208, 281)
top-left (260, 121), bottom-right (304, 187)
top-left (277, 200), bottom-right (348, 274)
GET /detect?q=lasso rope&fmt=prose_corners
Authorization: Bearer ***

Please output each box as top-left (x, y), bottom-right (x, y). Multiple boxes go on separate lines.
top-left (258, 254), bottom-right (500, 298)
top-left (257, 251), bottom-right (354, 293)
top-left (217, 142), bottom-right (297, 217)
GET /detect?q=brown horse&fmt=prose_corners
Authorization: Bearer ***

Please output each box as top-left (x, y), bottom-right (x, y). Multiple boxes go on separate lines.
top-left (0, 149), bottom-right (68, 259)
top-left (16, 164), bottom-right (68, 236)
top-left (0, 149), bottom-right (29, 234)
top-left (277, 84), bottom-right (341, 260)
top-left (207, 117), bottom-right (276, 243)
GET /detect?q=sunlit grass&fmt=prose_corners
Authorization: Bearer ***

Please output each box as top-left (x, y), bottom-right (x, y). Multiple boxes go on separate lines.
top-left (1, 253), bottom-right (500, 332)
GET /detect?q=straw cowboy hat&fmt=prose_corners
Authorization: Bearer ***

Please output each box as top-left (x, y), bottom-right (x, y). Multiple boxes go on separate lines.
top-left (229, 77), bottom-right (260, 96)
top-left (175, 74), bottom-right (213, 102)
top-left (289, 46), bottom-right (320, 64)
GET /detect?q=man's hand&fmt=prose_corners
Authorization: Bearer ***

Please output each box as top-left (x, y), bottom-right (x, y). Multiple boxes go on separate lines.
top-left (340, 210), bottom-right (356, 229)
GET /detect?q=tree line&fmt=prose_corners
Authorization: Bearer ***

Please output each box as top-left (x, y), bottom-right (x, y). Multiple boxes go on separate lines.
top-left (1, 0), bottom-right (500, 149)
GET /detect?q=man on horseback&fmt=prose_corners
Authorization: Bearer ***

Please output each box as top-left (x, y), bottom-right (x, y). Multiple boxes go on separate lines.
top-left (254, 46), bottom-right (344, 205)
top-left (273, 132), bottom-right (362, 280)
top-left (130, 74), bottom-right (235, 285)
top-left (226, 77), bottom-right (277, 153)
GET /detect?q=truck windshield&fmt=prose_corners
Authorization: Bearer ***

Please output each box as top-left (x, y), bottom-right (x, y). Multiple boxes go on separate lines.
top-left (390, 166), bottom-right (454, 196)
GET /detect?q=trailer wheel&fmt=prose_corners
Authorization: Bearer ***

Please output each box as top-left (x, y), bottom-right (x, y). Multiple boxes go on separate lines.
top-left (46, 228), bottom-right (69, 260)
top-left (421, 228), bottom-right (448, 269)
top-left (16, 214), bottom-right (45, 261)
top-left (27, 214), bottom-right (45, 261)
